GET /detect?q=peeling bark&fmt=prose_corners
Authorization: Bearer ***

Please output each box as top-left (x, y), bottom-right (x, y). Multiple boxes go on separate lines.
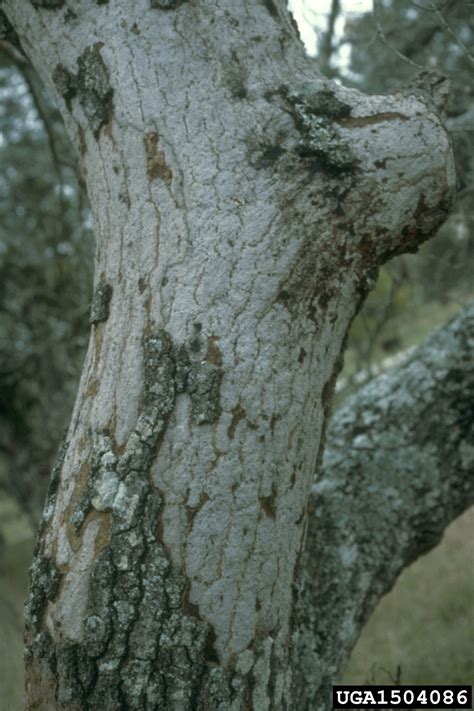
top-left (294, 303), bottom-right (474, 709)
top-left (1, 1), bottom-right (457, 709)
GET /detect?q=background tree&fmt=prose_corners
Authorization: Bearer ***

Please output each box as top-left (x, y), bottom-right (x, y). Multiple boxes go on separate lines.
top-left (0, 48), bottom-right (92, 520)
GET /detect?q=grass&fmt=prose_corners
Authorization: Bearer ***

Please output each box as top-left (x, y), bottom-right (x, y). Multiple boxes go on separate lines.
top-left (0, 536), bottom-right (33, 711)
top-left (0, 504), bottom-right (472, 708)
top-left (344, 507), bottom-right (474, 687)
top-left (341, 288), bottom-right (473, 396)
top-left (0, 291), bottom-right (472, 706)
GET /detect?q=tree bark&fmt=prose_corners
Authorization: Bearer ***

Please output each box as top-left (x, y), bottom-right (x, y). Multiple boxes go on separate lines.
top-left (294, 301), bottom-right (474, 709)
top-left (2, 1), bottom-right (456, 709)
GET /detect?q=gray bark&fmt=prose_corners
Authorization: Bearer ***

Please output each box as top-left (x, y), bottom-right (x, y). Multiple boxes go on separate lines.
top-left (295, 302), bottom-right (474, 709)
top-left (1, 1), bottom-right (456, 709)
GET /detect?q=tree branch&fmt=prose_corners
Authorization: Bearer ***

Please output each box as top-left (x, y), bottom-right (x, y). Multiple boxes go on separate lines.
top-left (20, 65), bottom-right (65, 183)
top-left (429, 0), bottom-right (474, 67)
top-left (294, 302), bottom-right (474, 709)
top-left (373, 0), bottom-right (425, 70)
top-left (319, 0), bottom-right (340, 77)
top-left (0, 9), bottom-right (24, 57)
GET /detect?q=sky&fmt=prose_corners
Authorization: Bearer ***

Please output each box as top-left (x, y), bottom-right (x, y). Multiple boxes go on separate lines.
top-left (289, 0), bottom-right (373, 65)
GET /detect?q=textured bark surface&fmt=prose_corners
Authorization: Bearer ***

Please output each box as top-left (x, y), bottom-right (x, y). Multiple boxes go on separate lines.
top-left (295, 303), bottom-right (474, 710)
top-left (1, 1), bottom-right (456, 709)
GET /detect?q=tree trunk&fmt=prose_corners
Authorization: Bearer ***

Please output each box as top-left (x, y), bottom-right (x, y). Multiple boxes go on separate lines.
top-left (2, 1), bottom-right (455, 708)
top-left (294, 302), bottom-right (474, 709)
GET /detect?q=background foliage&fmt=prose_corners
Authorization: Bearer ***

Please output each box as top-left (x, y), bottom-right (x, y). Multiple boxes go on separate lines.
top-left (0, 56), bottom-right (92, 520)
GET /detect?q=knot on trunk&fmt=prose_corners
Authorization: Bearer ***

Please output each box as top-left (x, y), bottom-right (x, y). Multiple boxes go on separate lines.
top-left (330, 80), bottom-right (456, 271)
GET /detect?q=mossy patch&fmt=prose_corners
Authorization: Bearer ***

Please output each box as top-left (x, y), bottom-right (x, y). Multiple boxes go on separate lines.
top-left (282, 84), bottom-right (358, 174)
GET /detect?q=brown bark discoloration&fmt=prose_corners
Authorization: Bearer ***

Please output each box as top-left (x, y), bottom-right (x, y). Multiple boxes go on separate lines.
top-left (144, 132), bottom-right (173, 183)
top-left (227, 404), bottom-right (246, 440)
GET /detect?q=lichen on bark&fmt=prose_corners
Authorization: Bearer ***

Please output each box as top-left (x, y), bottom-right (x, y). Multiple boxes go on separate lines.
top-left (283, 83), bottom-right (359, 173)
top-left (53, 45), bottom-right (114, 139)
top-left (89, 280), bottom-right (113, 324)
top-left (25, 327), bottom-right (226, 707)
top-left (76, 45), bottom-right (114, 138)
top-left (53, 64), bottom-right (77, 110)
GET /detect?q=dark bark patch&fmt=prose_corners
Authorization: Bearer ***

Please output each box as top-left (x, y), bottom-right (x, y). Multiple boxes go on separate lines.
top-left (287, 85), bottom-right (352, 120)
top-left (261, 0), bottom-right (279, 19)
top-left (321, 357), bottom-right (343, 413)
top-left (203, 627), bottom-right (219, 664)
top-left (270, 413), bottom-right (281, 433)
top-left (223, 51), bottom-right (248, 101)
top-left (379, 192), bottom-right (453, 264)
top-left (150, 0), bottom-right (188, 8)
top-left (31, 0), bottom-right (65, 8)
top-left (141, 327), bottom-right (222, 425)
top-left (53, 63), bottom-right (78, 111)
top-left (64, 8), bottom-right (78, 21)
top-left (188, 362), bottom-right (223, 424)
top-left (227, 404), bottom-right (246, 440)
top-left (182, 579), bottom-right (204, 625)
top-left (189, 335), bottom-right (202, 354)
top-left (175, 343), bottom-right (191, 393)
top-left (90, 280), bottom-right (113, 324)
top-left (76, 45), bottom-right (114, 139)
top-left (259, 484), bottom-right (277, 519)
top-left (25, 555), bottom-right (63, 643)
top-left (144, 132), bottom-right (172, 183)
top-left (282, 84), bottom-right (359, 174)
top-left (277, 289), bottom-right (290, 303)
top-left (254, 143), bottom-right (285, 169)
top-left (53, 46), bottom-right (114, 140)
top-left (76, 124), bottom-right (87, 157)
top-left (263, 88), bottom-right (279, 102)
top-left (0, 11), bottom-right (25, 55)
